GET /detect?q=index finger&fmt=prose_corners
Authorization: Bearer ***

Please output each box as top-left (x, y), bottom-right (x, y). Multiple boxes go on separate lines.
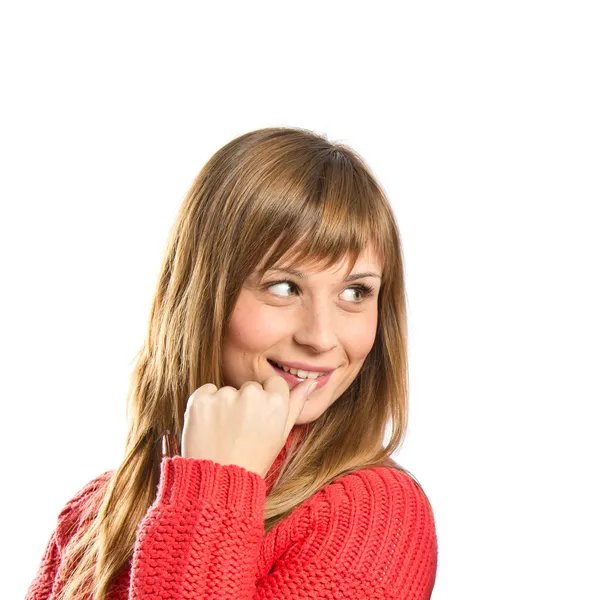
top-left (262, 374), bottom-right (291, 399)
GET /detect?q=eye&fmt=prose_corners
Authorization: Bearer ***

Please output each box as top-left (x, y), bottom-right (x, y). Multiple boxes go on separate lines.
top-left (265, 280), bottom-right (375, 303)
top-left (340, 285), bottom-right (375, 302)
top-left (267, 280), bottom-right (297, 297)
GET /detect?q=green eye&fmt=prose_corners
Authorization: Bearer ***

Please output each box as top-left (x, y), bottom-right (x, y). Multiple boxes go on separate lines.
top-left (340, 286), bottom-right (372, 302)
top-left (265, 280), bottom-right (375, 303)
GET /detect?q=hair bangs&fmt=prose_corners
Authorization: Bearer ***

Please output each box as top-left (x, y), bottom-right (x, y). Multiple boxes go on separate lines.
top-left (254, 152), bottom-right (386, 281)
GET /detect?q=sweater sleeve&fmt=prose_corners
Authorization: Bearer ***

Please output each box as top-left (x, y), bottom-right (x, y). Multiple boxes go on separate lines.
top-left (129, 456), bottom-right (267, 600)
top-left (129, 457), bottom-right (437, 600)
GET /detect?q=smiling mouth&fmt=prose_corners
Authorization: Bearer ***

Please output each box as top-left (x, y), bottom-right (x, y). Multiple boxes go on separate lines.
top-left (267, 359), bottom-right (330, 378)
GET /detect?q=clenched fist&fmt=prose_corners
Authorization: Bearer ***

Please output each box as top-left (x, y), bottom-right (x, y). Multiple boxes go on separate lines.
top-left (181, 375), bottom-right (317, 478)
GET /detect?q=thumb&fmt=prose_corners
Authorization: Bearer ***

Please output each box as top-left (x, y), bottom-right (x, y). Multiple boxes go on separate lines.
top-left (285, 379), bottom-right (317, 432)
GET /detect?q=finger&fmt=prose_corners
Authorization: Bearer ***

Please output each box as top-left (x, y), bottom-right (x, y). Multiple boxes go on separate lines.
top-left (198, 383), bottom-right (218, 394)
top-left (262, 374), bottom-right (316, 404)
top-left (187, 383), bottom-right (218, 408)
top-left (284, 378), bottom-right (317, 436)
top-left (262, 375), bottom-right (316, 436)
top-left (262, 373), bottom-right (291, 398)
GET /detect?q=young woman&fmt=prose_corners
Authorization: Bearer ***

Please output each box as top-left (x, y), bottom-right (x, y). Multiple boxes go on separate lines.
top-left (26, 127), bottom-right (438, 600)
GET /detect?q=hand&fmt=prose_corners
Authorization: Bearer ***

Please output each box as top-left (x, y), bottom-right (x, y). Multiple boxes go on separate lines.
top-left (181, 375), bottom-right (318, 478)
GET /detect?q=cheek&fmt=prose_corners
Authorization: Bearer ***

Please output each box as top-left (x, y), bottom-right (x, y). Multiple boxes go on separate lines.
top-left (224, 293), bottom-right (289, 353)
top-left (341, 310), bottom-right (379, 360)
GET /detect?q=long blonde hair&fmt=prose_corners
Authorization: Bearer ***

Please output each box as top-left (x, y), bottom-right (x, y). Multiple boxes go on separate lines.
top-left (57, 126), bottom-right (422, 600)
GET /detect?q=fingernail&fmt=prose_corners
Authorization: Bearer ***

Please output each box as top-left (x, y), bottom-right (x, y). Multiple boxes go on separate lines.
top-left (309, 381), bottom-right (318, 393)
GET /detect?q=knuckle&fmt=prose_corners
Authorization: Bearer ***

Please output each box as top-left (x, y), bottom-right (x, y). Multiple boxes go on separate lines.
top-left (194, 383), bottom-right (218, 396)
top-left (219, 385), bottom-right (237, 395)
top-left (188, 383), bottom-right (218, 405)
top-left (240, 381), bottom-right (263, 393)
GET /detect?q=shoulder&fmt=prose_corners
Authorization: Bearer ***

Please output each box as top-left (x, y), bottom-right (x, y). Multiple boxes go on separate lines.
top-left (55, 469), bottom-right (114, 551)
top-left (295, 462), bottom-right (437, 545)
top-left (320, 463), bottom-right (435, 518)
top-left (284, 464), bottom-right (438, 595)
top-left (321, 463), bottom-right (437, 552)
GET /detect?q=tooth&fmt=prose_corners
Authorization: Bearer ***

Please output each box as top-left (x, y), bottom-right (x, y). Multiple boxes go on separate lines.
top-left (274, 361), bottom-right (324, 378)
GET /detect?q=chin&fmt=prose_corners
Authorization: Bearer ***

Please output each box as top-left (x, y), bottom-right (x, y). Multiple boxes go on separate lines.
top-left (296, 398), bottom-right (330, 424)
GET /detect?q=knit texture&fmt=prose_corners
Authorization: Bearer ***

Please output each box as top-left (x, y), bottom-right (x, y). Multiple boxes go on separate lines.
top-left (26, 434), bottom-right (437, 600)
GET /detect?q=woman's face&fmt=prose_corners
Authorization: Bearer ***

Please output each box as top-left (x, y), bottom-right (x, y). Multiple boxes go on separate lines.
top-left (221, 243), bottom-right (382, 424)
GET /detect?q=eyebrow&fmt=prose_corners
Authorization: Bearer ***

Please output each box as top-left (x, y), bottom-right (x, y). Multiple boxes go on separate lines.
top-left (263, 267), bottom-right (382, 282)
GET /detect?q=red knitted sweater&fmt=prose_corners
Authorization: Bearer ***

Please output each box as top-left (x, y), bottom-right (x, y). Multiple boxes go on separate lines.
top-left (26, 432), bottom-right (437, 600)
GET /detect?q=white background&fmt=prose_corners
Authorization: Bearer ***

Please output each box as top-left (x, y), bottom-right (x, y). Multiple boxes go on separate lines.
top-left (2, 2), bottom-right (598, 598)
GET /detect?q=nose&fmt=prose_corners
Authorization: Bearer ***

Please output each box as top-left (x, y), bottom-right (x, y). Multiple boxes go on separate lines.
top-left (292, 302), bottom-right (339, 353)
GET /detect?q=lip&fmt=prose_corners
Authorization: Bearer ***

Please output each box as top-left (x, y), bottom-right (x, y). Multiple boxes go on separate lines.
top-left (268, 361), bottom-right (335, 391)
top-left (268, 359), bottom-right (336, 373)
